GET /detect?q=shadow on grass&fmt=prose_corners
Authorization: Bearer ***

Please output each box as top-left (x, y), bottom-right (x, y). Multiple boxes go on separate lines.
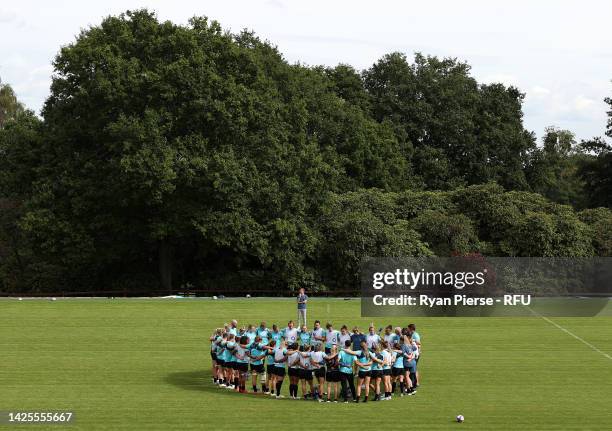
top-left (164, 370), bottom-right (271, 399)
top-left (165, 370), bottom-right (212, 393)
top-left (164, 369), bottom-right (294, 401)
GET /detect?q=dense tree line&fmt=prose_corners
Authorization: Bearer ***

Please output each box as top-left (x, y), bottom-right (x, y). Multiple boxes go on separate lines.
top-left (0, 10), bottom-right (611, 294)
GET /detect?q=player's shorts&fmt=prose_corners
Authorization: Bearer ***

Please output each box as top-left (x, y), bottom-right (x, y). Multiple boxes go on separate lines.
top-left (392, 367), bottom-right (404, 376)
top-left (273, 366), bottom-right (286, 377)
top-left (217, 359), bottom-right (225, 367)
top-left (226, 361), bottom-right (235, 370)
top-left (358, 370), bottom-right (371, 379)
top-left (251, 363), bottom-right (264, 373)
top-left (211, 351), bottom-right (217, 361)
top-left (370, 369), bottom-right (382, 379)
top-left (236, 362), bottom-right (249, 372)
top-left (267, 365), bottom-right (275, 375)
top-left (314, 367), bottom-right (326, 378)
top-left (327, 370), bottom-right (341, 382)
top-left (382, 368), bottom-right (392, 376)
top-left (300, 369), bottom-right (313, 380)
top-left (288, 367), bottom-right (300, 377)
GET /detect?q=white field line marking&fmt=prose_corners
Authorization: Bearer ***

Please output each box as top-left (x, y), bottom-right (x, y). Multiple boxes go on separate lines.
top-left (528, 307), bottom-right (612, 361)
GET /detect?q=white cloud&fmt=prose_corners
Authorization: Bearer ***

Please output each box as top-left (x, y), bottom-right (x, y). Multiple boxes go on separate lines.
top-left (574, 95), bottom-right (595, 111)
top-left (530, 86), bottom-right (551, 97)
top-left (0, 9), bottom-right (17, 23)
top-left (266, 0), bottom-right (286, 9)
top-left (0, 8), bottom-right (26, 28)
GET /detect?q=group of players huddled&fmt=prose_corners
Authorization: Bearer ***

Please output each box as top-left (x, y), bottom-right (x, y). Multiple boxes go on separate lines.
top-left (209, 319), bottom-right (421, 403)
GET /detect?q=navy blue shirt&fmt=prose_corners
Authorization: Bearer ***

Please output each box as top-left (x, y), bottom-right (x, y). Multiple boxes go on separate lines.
top-left (351, 333), bottom-right (366, 350)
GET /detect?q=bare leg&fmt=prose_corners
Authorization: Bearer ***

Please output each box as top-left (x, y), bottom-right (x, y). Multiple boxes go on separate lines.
top-left (404, 371), bottom-right (412, 390)
top-left (270, 374), bottom-right (277, 394)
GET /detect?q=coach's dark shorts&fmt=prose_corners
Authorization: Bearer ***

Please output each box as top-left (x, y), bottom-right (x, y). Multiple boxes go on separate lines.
top-left (383, 368), bottom-right (392, 376)
top-left (314, 367), bottom-right (326, 378)
top-left (288, 367), bottom-right (300, 377)
top-left (251, 363), bottom-right (264, 373)
top-left (273, 366), bottom-right (286, 377)
top-left (236, 362), bottom-right (249, 372)
top-left (392, 367), bottom-right (404, 377)
top-left (370, 370), bottom-right (382, 379)
top-left (358, 370), bottom-right (371, 379)
top-left (340, 372), bottom-right (354, 381)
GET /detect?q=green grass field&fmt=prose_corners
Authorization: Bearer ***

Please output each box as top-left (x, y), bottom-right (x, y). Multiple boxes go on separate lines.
top-left (1, 298), bottom-right (611, 430)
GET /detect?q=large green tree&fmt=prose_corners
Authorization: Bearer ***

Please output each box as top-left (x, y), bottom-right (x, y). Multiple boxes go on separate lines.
top-left (318, 190), bottom-right (432, 290)
top-left (0, 105), bottom-right (42, 291)
top-left (362, 53), bottom-right (535, 190)
top-left (14, 10), bottom-right (410, 292)
top-left (575, 95), bottom-right (612, 208)
top-left (526, 126), bottom-right (589, 207)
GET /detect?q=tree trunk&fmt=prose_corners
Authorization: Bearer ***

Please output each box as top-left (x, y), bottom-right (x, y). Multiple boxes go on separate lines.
top-left (159, 238), bottom-right (173, 294)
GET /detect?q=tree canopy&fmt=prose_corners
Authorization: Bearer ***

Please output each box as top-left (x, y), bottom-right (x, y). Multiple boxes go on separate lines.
top-left (1, 10), bottom-right (611, 294)
top-left (0, 80), bottom-right (25, 129)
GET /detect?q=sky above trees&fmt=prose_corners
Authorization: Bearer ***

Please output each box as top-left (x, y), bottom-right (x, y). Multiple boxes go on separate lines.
top-left (1, 0), bottom-right (611, 142)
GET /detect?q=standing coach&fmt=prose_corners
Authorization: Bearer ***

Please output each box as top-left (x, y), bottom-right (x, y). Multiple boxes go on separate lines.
top-left (297, 287), bottom-right (308, 326)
